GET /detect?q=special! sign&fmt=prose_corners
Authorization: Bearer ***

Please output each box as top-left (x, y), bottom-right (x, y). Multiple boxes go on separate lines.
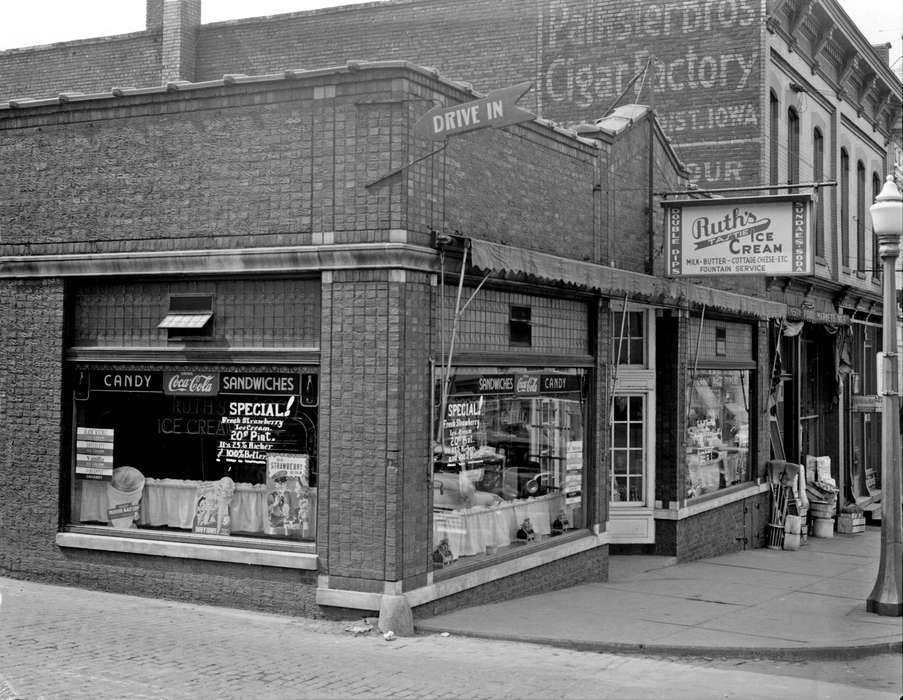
top-left (414, 82), bottom-right (535, 140)
top-left (664, 194), bottom-right (812, 276)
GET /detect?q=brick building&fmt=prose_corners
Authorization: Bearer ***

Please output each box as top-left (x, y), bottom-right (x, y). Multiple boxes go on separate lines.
top-left (0, 0), bottom-right (901, 618)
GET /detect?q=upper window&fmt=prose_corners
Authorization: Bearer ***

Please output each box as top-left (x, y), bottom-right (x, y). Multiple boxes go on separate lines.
top-left (769, 91), bottom-right (780, 193)
top-left (813, 128), bottom-right (825, 258)
top-left (840, 149), bottom-right (850, 268)
top-left (159, 294), bottom-right (214, 340)
top-left (611, 311), bottom-right (645, 365)
top-left (857, 161), bottom-right (866, 273)
top-left (872, 173), bottom-right (882, 279)
top-left (509, 306), bottom-right (532, 346)
top-left (787, 108), bottom-right (800, 192)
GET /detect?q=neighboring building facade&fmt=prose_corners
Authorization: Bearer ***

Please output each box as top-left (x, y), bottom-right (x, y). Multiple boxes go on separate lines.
top-left (0, 0), bottom-right (900, 615)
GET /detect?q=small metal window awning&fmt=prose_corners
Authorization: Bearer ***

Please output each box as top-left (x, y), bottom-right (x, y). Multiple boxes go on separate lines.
top-left (157, 312), bottom-right (213, 329)
top-left (467, 237), bottom-right (788, 320)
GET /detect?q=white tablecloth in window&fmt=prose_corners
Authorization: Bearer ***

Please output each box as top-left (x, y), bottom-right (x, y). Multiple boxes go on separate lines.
top-left (433, 492), bottom-right (566, 560)
top-left (74, 478), bottom-right (315, 535)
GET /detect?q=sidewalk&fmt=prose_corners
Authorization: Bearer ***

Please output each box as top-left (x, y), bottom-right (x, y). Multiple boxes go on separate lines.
top-left (417, 525), bottom-right (903, 659)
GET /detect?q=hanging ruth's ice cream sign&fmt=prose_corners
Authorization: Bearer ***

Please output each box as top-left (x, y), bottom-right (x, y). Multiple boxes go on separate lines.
top-left (664, 194), bottom-right (813, 276)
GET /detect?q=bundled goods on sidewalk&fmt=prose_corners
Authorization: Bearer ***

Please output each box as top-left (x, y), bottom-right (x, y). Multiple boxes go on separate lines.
top-left (805, 455), bottom-right (837, 538)
top-left (766, 460), bottom-right (803, 550)
top-left (783, 513), bottom-right (802, 550)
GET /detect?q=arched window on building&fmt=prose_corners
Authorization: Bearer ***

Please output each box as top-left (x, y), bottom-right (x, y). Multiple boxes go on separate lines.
top-left (787, 107), bottom-right (799, 192)
top-left (872, 172), bottom-right (882, 279)
top-left (813, 128), bottom-right (825, 258)
top-left (856, 161), bottom-right (866, 272)
top-left (840, 148), bottom-right (850, 268)
top-left (769, 91), bottom-right (779, 193)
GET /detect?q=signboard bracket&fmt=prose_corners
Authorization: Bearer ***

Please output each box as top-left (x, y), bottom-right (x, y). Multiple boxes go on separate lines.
top-left (365, 142), bottom-right (447, 190)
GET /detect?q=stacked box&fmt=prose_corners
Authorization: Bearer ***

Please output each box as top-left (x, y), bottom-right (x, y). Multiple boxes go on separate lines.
top-left (837, 513), bottom-right (866, 534)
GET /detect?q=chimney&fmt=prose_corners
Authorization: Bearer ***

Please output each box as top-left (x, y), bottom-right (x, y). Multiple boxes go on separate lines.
top-left (146, 0), bottom-right (164, 31)
top-left (872, 42), bottom-right (892, 66)
top-left (161, 0), bottom-right (202, 83)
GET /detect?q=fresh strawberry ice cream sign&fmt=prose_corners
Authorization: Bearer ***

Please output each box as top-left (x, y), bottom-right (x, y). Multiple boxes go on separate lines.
top-left (665, 195), bottom-right (812, 276)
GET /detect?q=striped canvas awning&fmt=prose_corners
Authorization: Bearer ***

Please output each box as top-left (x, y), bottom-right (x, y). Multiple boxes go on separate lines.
top-left (467, 238), bottom-right (788, 320)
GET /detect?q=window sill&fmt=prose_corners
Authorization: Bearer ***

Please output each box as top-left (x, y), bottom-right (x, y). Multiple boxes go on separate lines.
top-left (654, 482), bottom-right (769, 520)
top-left (56, 531), bottom-right (318, 570)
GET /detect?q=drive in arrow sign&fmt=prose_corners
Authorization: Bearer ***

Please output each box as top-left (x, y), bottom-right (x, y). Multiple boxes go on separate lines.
top-left (413, 82), bottom-right (534, 140)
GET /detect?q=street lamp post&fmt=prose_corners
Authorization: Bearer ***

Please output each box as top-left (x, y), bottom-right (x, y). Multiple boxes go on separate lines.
top-left (866, 175), bottom-right (903, 617)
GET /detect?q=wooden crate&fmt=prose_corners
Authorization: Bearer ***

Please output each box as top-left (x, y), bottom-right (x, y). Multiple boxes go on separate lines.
top-left (837, 513), bottom-right (866, 534)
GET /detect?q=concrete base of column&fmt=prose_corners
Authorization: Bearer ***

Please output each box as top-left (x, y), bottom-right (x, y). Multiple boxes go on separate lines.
top-left (378, 594), bottom-right (414, 636)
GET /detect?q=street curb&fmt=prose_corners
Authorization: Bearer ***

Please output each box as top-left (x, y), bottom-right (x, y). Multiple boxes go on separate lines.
top-left (413, 625), bottom-right (903, 661)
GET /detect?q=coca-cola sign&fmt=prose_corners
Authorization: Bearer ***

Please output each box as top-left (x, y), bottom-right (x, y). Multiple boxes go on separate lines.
top-left (163, 372), bottom-right (220, 396)
top-left (515, 374), bottom-right (540, 395)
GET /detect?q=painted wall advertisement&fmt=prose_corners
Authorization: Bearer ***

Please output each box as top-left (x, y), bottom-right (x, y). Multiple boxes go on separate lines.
top-left (665, 194), bottom-right (812, 276)
top-left (539, 0), bottom-right (763, 187)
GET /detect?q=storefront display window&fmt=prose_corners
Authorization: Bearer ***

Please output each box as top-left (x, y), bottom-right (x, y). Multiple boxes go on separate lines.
top-left (432, 369), bottom-right (586, 571)
top-left (69, 368), bottom-right (318, 541)
top-left (685, 369), bottom-right (751, 498)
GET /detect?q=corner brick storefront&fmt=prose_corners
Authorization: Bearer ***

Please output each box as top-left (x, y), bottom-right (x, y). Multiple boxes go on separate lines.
top-left (0, 61), bottom-right (785, 620)
top-left (0, 63), bottom-right (618, 619)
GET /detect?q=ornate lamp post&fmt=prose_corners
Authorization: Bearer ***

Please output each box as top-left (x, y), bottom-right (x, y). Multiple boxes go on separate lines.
top-left (866, 175), bottom-right (903, 617)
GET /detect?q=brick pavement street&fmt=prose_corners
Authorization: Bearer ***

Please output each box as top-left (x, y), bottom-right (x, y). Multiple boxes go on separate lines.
top-left (0, 578), bottom-right (900, 700)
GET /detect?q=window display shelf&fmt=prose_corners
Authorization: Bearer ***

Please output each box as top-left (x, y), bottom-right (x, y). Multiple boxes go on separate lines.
top-left (74, 478), bottom-right (317, 538)
top-left (433, 492), bottom-right (567, 561)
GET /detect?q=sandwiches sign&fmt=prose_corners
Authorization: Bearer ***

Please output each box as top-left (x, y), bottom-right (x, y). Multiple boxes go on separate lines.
top-left (664, 194), bottom-right (813, 276)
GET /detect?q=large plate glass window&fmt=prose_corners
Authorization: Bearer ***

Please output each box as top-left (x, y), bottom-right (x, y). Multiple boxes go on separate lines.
top-left (69, 367), bottom-right (319, 541)
top-left (685, 369), bottom-right (751, 498)
top-left (431, 368), bottom-right (586, 571)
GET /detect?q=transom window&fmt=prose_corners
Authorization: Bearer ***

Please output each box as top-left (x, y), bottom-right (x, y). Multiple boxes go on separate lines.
top-left (611, 311), bottom-right (645, 365)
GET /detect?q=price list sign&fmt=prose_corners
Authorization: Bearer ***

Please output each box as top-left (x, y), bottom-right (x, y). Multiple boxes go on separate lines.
top-left (76, 427), bottom-right (114, 480)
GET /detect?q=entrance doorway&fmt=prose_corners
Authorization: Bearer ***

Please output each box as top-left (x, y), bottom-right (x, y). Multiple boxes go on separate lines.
top-left (608, 307), bottom-right (655, 543)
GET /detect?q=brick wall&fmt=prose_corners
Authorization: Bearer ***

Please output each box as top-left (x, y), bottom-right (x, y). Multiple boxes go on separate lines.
top-left (413, 544), bottom-right (607, 618)
top-left (321, 270), bottom-right (393, 581)
top-left (437, 287), bottom-right (589, 356)
top-left (428, 127), bottom-right (598, 258)
top-left (320, 268), bottom-right (437, 586)
top-left (0, 35), bottom-right (162, 102)
top-left (654, 492), bottom-right (770, 560)
top-left (70, 278), bottom-right (321, 348)
top-left (0, 279), bottom-right (65, 573)
top-left (1, 70), bottom-right (598, 261)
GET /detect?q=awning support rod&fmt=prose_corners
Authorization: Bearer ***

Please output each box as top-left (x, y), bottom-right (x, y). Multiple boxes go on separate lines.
top-left (609, 294), bottom-right (630, 418)
top-left (437, 244), bottom-right (469, 446)
top-left (656, 180), bottom-right (837, 197)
